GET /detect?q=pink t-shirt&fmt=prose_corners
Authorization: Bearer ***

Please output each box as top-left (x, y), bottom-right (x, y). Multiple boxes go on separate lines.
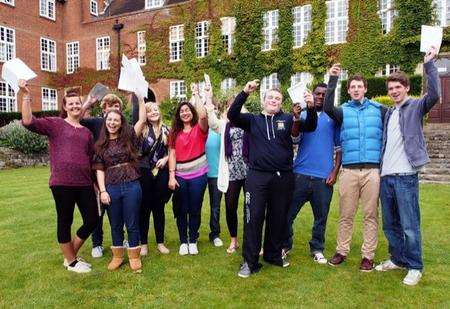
top-left (173, 124), bottom-right (208, 179)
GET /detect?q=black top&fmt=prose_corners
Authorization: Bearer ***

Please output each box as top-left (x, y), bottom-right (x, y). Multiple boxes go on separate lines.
top-left (227, 91), bottom-right (317, 172)
top-left (80, 117), bottom-right (103, 142)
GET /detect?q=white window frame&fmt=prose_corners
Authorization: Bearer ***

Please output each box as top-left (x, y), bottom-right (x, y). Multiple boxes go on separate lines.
top-left (221, 17), bottom-right (236, 55)
top-left (169, 24), bottom-right (184, 62)
top-left (376, 64), bottom-right (400, 77)
top-left (291, 72), bottom-right (313, 88)
top-left (0, 0), bottom-right (14, 7)
top-left (90, 0), bottom-right (98, 16)
top-left (262, 10), bottom-right (279, 51)
top-left (40, 37), bottom-right (57, 72)
top-left (0, 80), bottom-right (17, 112)
top-left (137, 31), bottom-right (146, 66)
top-left (66, 41), bottom-right (80, 74)
top-left (221, 78), bottom-right (237, 93)
top-left (325, 0), bottom-right (348, 45)
top-left (378, 0), bottom-right (397, 34)
top-left (0, 25), bottom-right (15, 63)
top-left (41, 87), bottom-right (58, 111)
top-left (433, 0), bottom-right (449, 27)
top-left (260, 73), bottom-right (280, 101)
top-left (293, 5), bottom-right (312, 48)
top-left (40, 0), bottom-right (56, 21)
top-left (145, 0), bottom-right (164, 9)
top-left (170, 80), bottom-right (186, 100)
top-left (96, 36), bottom-right (110, 71)
top-left (195, 21), bottom-right (210, 58)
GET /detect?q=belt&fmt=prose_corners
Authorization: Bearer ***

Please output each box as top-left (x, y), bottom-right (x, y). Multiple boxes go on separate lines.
top-left (385, 172), bottom-right (418, 176)
top-left (343, 163), bottom-right (380, 169)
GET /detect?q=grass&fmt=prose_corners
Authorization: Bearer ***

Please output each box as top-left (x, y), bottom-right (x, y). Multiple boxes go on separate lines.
top-left (0, 166), bottom-right (449, 308)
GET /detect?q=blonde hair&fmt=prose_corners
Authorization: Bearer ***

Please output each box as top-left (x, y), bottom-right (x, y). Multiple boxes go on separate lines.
top-left (143, 102), bottom-right (168, 145)
top-left (100, 94), bottom-right (123, 110)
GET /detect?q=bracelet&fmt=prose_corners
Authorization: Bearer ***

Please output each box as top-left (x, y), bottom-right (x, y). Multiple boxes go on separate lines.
top-left (169, 169), bottom-right (175, 173)
top-left (100, 191), bottom-right (107, 194)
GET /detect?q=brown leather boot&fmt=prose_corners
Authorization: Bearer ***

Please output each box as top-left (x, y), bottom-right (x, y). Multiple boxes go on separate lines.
top-left (107, 246), bottom-right (124, 270)
top-left (127, 247), bottom-right (142, 273)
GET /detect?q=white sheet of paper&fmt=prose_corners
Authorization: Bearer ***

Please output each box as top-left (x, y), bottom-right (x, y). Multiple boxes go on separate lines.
top-left (1, 58), bottom-right (37, 93)
top-left (420, 25), bottom-right (443, 53)
top-left (118, 55), bottom-right (148, 98)
top-left (204, 73), bottom-right (211, 85)
top-left (287, 82), bottom-right (307, 109)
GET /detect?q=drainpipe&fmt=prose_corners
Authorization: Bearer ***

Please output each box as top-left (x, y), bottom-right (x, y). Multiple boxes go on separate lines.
top-left (113, 19), bottom-right (124, 83)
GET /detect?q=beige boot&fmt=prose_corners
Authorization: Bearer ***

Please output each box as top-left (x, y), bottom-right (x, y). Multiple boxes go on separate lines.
top-left (107, 246), bottom-right (124, 270)
top-left (127, 247), bottom-right (142, 273)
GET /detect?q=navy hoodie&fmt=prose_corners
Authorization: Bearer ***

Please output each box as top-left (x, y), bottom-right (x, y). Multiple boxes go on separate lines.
top-left (228, 91), bottom-right (317, 172)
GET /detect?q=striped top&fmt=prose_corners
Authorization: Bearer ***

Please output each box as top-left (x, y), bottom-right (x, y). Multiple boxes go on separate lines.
top-left (173, 124), bottom-right (209, 179)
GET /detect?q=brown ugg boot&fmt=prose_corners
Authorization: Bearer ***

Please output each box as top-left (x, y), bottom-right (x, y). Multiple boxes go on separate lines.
top-left (127, 247), bottom-right (142, 273)
top-left (107, 246), bottom-right (124, 270)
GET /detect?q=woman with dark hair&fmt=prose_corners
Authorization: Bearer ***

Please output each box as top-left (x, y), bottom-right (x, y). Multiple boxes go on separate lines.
top-left (168, 97), bottom-right (208, 256)
top-left (19, 80), bottom-right (99, 274)
top-left (93, 94), bottom-right (146, 272)
top-left (204, 88), bottom-right (249, 254)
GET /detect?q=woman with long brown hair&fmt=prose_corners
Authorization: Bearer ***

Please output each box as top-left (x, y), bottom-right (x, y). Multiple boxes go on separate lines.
top-left (93, 93), bottom-right (146, 272)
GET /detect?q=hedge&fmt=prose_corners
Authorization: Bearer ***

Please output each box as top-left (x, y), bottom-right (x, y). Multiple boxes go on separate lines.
top-left (339, 74), bottom-right (422, 104)
top-left (0, 111), bottom-right (60, 127)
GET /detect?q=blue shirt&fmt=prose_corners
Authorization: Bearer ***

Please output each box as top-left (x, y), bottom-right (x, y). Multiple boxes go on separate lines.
top-left (205, 129), bottom-right (221, 178)
top-left (293, 111), bottom-right (340, 179)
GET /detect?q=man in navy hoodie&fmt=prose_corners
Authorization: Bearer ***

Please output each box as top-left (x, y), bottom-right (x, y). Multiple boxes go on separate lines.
top-left (375, 47), bottom-right (440, 286)
top-left (228, 80), bottom-right (318, 278)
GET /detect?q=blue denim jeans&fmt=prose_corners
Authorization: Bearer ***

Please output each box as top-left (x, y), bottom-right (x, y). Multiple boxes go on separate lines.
top-left (175, 174), bottom-right (207, 244)
top-left (207, 177), bottom-right (223, 241)
top-left (284, 173), bottom-right (333, 254)
top-left (380, 173), bottom-right (423, 270)
top-left (106, 180), bottom-right (142, 248)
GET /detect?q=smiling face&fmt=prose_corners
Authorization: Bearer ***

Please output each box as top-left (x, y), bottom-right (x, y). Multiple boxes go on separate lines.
top-left (387, 81), bottom-right (410, 105)
top-left (263, 89), bottom-right (283, 114)
top-left (348, 80), bottom-right (367, 102)
top-left (146, 103), bottom-right (161, 123)
top-left (313, 86), bottom-right (327, 110)
top-left (179, 104), bottom-right (193, 124)
top-left (63, 96), bottom-right (83, 118)
top-left (105, 111), bottom-right (122, 136)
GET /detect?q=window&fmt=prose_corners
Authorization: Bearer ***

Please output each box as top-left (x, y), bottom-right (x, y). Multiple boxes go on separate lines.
top-left (291, 72), bottom-right (313, 87)
top-left (195, 21), bottom-right (209, 58)
top-left (66, 41), bottom-right (80, 74)
top-left (262, 10), bottom-right (279, 51)
top-left (90, 0), bottom-right (98, 16)
top-left (137, 31), bottom-right (146, 66)
top-left (41, 87), bottom-right (58, 111)
top-left (145, 0), bottom-right (164, 9)
top-left (221, 78), bottom-right (237, 92)
top-left (293, 5), bottom-right (312, 48)
top-left (169, 25), bottom-right (184, 62)
top-left (0, 0), bottom-right (14, 7)
top-left (0, 81), bottom-right (16, 112)
top-left (433, 0), bottom-right (450, 27)
top-left (41, 37), bottom-right (57, 72)
top-left (325, 0), bottom-right (348, 44)
top-left (170, 80), bottom-right (186, 100)
top-left (260, 73), bottom-right (280, 101)
top-left (221, 17), bottom-right (236, 54)
top-left (378, 0), bottom-right (397, 34)
top-left (0, 26), bottom-right (15, 62)
top-left (40, 0), bottom-right (56, 21)
top-left (96, 36), bottom-right (110, 70)
top-left (376, 64), bottom-right (400, 77)
top-left (324, 69), bottom-right (348, 105)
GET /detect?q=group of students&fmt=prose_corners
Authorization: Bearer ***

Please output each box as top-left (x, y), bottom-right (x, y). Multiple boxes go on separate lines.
top-left (18, 46), bottom-right (439, 286)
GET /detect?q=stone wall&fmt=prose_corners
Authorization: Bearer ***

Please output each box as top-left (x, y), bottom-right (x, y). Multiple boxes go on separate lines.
top-left (0, 147), bottom-right (48, 169)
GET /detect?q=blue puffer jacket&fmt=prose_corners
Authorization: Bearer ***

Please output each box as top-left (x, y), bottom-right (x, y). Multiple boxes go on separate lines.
top-left (341, 98), bottom-right (383, 165)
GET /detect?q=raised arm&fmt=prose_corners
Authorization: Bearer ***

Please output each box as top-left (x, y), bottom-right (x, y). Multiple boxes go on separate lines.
top-left (324, 64), bottom-right (344, 125)
top-left (292, 90), bottom-right (317, 136)
top-left (19, 80), bottom-right (33, 126)
top-left (133, 94), bottom-right (147, 136)
top-left (227, 80), bottom-right (258, 131)
top-left (131, 94), bottom-right (139, 126)
top-left (80, 95), bottom-right (98, 119)
top-left (420, 47), bottom-right (441, 115)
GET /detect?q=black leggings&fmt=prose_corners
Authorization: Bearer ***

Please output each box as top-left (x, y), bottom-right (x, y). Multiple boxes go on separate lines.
top-left (139, 167), bottom-right (172, 244)
top-left (50, 186), bottom-right (99, 244)
top-left (225, 179), bottom-right (245, 238)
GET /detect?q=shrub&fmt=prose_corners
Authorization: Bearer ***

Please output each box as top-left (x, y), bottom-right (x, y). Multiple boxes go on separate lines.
top-left (371, 95), bottom-right (394, 107)
top-left (0, 110), bottom-right (60, 127)
top-left (0, 120), bottom-right (48, 154)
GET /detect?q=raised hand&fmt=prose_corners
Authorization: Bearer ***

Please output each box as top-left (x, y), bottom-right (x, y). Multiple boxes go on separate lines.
top-left (329, 63), bottom-right (341, 77)
top-left (18, 79), bottom-right (30, 94)
top-left (243, 80), bottom-right (259, 94)
top-left (304, 90), bottom-right (314, 109)
top-left (292, 103), bottom-right (301, 119)
top-left (424, 46), bottom-right (438, 63)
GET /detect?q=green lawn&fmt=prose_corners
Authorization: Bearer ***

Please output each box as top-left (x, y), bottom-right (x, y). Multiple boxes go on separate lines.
top-left (0, 167), bottom-right (449, 308)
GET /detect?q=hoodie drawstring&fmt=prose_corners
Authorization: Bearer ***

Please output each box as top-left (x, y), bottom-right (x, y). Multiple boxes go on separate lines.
top-left (271, 116), bottom-right (275, 139)
top-left (265, 114), bottom-right (271, 141)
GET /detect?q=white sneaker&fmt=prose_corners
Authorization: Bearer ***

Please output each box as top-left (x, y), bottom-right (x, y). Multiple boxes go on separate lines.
top-left (188, 243), bottom-right (199, 255)
top-left (123, 240), bottom-right (129, 248)
top-left (67, 261), bottom-right (91, 273)
top-left (313, 252), bottom-right (328, 265)
top-left (403, 269), bottom-right (422, 286)
top-left (63, 257), bottom-right (91, 268)
top-left (179, 243), bottom-right (189, 256)
top-left (375, 259), bottom-right (403, 272)
top-left (140, 244), bottom-right (148, 256)
top-left (213, 237), bottom-right (223, 247)
top-left (91, 246), bottom-right (103, 258)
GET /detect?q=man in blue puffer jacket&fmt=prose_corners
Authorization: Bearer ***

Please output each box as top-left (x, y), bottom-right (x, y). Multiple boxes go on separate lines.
top-left (324, 64), bottom-right (388, 272)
